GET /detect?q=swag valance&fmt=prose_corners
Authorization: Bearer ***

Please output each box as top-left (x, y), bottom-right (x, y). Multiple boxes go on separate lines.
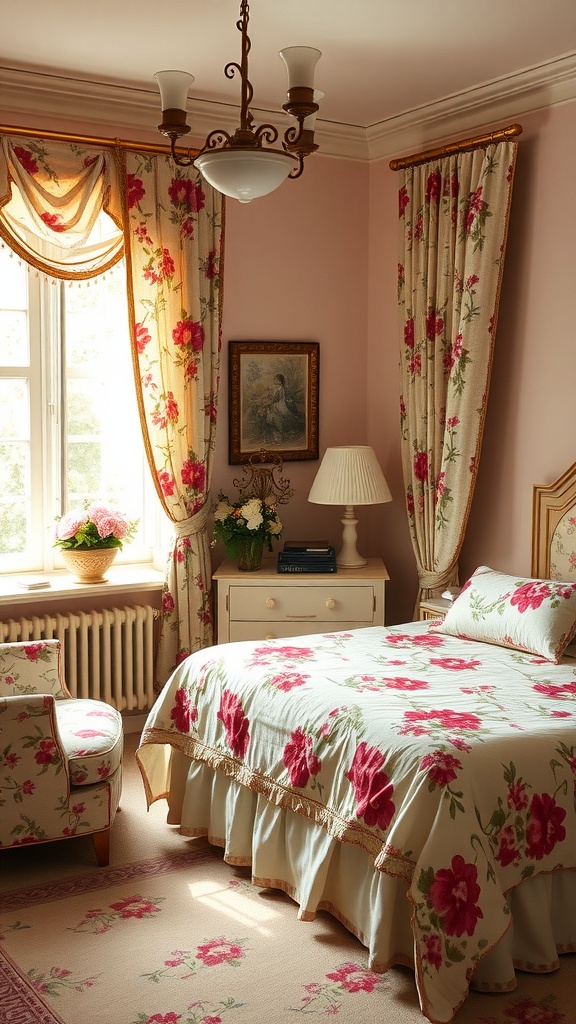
top-left (0, 135), bottom-right (124, 277)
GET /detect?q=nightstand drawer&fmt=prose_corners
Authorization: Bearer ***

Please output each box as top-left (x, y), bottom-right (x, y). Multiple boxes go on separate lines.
top-left (229, 621), bottom-right (364, 642)
top-left (213, 557), bottom-right (388, 644)
top-left (229, 585), bottom-right (375, 623)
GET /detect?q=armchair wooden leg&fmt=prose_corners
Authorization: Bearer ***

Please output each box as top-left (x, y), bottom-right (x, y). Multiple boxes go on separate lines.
top-left (92, 828), bottom-right (110, 867)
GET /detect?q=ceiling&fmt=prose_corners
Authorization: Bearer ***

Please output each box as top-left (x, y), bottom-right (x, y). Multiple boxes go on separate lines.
top-left (3, 0), bottom-right (576, 132)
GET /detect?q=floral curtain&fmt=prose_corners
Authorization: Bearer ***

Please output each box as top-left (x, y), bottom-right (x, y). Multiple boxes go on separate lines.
top-left (0, 132), bottom-right (224, 686)
top-left (396, 140), bottom-right (517, 612)
top-left (121, 152), bottom-right (223, 684)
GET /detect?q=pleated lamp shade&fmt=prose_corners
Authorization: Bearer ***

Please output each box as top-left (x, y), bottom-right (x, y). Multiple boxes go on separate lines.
top-left (308, 446), bottom-right (392, 567)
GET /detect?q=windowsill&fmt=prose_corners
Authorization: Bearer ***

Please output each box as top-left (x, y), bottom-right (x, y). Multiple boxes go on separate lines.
top-left (0, 564), bottom-right (164, 608)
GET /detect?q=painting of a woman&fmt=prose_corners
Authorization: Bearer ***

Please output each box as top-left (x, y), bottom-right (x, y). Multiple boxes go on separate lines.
top-left (228, 342), bottom-right (319, 463)
top-left (265, 373), bottom-right (303, 444)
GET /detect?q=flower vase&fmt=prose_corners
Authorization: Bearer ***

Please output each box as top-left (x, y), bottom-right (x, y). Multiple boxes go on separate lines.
top-left (236, 536), bottom-right (264, 572)
top-left (61, 547), bottom-right (118, 583)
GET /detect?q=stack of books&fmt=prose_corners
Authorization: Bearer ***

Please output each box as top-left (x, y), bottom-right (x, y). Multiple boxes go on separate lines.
top-left (277, 541), bottom-right (337, 574)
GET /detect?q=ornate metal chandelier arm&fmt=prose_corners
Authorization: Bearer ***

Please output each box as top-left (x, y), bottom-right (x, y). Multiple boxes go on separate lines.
top-left (253, 123), bottom-right (280, 146)
top-left (198, 129), bottom-right (233, 156)
top-left (287, 153), bottom-right (305, 180)
top-left (282, 122), bottom-right (319, 173)
top-left (282, 91), bottom-right (320, 166)
top-left (283, 120), bottom-right (315, 149)
top-left (169, 135), bottom-right (196, 167)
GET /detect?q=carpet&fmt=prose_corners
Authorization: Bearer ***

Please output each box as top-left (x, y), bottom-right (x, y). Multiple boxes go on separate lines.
top-left (1, 734), bottom-right (575, 1024)
top-left (2, 840), bottom-right (576, 1024)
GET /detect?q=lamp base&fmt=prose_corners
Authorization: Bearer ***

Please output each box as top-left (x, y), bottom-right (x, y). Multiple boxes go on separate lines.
top-left (337, 506), bottom-right (367, 568)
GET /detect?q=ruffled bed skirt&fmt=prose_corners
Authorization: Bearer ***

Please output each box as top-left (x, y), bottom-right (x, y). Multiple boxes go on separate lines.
top-left (164, 747), bottom-right (576, 1013)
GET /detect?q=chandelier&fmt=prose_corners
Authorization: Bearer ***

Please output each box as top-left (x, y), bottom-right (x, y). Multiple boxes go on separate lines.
top-left (154, 1), bottom-right (322, 204)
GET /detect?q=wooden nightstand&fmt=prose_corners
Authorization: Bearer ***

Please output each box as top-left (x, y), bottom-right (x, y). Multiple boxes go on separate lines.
top-left (213, 556), bottom-right (389, 642)
top-left (418, 596), bottom-right (453, 621)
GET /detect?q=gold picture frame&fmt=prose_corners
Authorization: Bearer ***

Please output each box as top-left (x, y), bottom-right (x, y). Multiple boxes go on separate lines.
top-left (229, 341), bottom-right (319, 464)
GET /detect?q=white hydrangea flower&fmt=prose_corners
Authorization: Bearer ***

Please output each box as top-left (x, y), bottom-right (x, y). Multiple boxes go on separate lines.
top-left (245, 511), bottom-right (264, 531)
top-left (269, 516), bottom-right (282, 536)
top-left (241, 497), bottom-right (262, 520)
top-left (214, 501), bottom-right (233, 522)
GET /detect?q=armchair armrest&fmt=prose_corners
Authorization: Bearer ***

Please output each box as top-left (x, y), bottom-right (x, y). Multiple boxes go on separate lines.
top-left (0, 693), bottom-right (71, 847)
top-left (0, 640), bottom-right (71, 699)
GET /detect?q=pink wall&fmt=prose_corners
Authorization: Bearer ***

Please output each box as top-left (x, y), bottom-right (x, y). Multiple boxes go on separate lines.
top-left (367, 100), bottom-right (576, 623)
top-left (214, 153), bottom-right (371, 549)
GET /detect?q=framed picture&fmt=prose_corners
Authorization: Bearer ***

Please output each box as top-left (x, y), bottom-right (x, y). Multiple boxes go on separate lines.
top-left (229, 341), bottom-right (319, 464)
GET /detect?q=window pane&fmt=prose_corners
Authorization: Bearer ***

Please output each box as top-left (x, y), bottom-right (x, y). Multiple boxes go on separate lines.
top-left (0, 311), bottom-right (28, 366)
top-left (0, 442), bottom-right (30, 554)
top-left (0, 378), bottom-right (30, 438)
top-left (67, 379), bottom-right (100, 435)
top-left (63, 267), bottom-right (148, 547)
top-left (0, 379), bottom-right (31, 554)
top-left (68, 440), bottom-right (103, 497)
top-left (0, 251), bottom-right (27, 306)
top-left (0, 240), bottom-right (154, 573)
top-left (0, 254), bottom-right (28, 366)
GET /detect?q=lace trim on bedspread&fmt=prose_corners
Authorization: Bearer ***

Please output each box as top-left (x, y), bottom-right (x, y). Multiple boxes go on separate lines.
top-left (144, 729), bottom-right (415, 882)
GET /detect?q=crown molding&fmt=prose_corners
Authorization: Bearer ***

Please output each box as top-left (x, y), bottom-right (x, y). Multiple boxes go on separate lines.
top-left (368, 52), bottom-right (576, 163)
top-left (0, 65), bottom-right (370, 160)
top-left (1, 54), bottom-right (575, 165)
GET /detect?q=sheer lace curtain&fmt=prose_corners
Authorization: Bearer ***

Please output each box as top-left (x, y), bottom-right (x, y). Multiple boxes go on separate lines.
top-left (0, 134), bottom-right (224, 685)
top-left (396, 140), bottom-right (517, 613)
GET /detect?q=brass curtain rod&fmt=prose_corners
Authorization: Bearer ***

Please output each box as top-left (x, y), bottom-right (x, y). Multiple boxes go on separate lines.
top-left (0, 122), bottom-right (198, 157)
top-left (389, 122), bottom-right (523, 171)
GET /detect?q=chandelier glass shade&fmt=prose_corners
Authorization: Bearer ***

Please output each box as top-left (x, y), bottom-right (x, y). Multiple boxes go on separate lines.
top-left (154, 1), bottom-right (322, 203)
top-left (194, 149), bottom-right (297, 204)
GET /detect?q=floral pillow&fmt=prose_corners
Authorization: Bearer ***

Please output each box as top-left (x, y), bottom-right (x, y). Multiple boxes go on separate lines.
top-left (433, 565), bottom-right (576, 662)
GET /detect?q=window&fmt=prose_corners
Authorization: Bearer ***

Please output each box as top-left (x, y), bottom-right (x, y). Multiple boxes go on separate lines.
top-left (0, 244), bottom-right (158, 574)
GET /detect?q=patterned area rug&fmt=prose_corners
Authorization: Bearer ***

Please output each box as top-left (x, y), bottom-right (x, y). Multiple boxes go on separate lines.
top-left (1, 840), bottom-right (575, 1024)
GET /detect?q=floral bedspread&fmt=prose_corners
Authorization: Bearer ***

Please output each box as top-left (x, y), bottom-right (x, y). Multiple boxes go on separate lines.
top-left (138, 621), bottom-right (576, 1023)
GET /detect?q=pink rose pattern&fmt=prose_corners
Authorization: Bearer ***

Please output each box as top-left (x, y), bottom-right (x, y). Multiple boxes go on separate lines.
top-left (147, 621), bottom-right (576, 1020)
top-left (217, 691), bottom-right (250, 758)
top-left (124, 150), bottom-right (222, 660)
top-left (398, 150), bottom-right (515, 539)
top-left (71, 894), bottom-right (165, 934)
top-left (283, 727), bottom-right (321, 788)
top-left (344, 742), bottom-right (395, 831)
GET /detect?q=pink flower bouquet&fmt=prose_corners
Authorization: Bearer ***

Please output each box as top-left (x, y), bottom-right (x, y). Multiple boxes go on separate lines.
top-left (54, 502), bottom-right (138, 551)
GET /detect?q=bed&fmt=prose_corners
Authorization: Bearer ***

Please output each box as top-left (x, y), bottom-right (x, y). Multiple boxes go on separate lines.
top-left (137, 463), bottom-right (576, 1024)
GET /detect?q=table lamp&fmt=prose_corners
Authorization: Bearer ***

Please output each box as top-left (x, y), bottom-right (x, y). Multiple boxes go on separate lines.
top-left (308, 446), bottom-right (392, 567)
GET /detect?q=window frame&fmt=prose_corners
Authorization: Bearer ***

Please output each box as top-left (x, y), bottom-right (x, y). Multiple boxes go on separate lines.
top-left (0, 250), bottom-right (164, 576)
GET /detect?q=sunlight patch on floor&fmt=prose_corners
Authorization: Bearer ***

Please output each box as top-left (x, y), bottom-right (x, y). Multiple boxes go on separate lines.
top-left (188, 878), bottom-right (281, 933)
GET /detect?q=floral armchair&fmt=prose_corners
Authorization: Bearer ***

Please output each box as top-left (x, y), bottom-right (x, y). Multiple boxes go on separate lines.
top-left (0, 639), bottom-right (123, 866)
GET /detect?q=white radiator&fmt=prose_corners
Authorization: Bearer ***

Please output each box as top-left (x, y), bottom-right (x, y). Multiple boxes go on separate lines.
top-left (0, 605), bottom-right (159, 712)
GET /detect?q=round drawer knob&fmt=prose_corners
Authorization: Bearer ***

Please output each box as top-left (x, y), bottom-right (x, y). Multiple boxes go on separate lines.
top-left (325, 598), bottom-right (336, 610)
top-left (265, 633), bottom-right (275, 640)
top-left (265, 598), bottom-right (275, 609)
